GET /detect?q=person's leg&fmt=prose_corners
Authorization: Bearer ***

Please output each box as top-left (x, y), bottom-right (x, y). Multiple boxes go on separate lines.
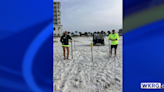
top-left (110, 45), bottom-right (113, 57)
top-left (114, 45), bottom-right (118, 57)
top-left (114, 48), bottom-right (116, 57)
top-left (62, 46), bottom-right (66, 60)
top-left (66, 47), bottom-right (70, 60)
top-left (110, 48), bottom-right (112, 57)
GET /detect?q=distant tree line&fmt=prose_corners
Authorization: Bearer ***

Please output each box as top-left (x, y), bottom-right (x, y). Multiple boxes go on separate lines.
top-left (54, 29), bottom-right (122, 37)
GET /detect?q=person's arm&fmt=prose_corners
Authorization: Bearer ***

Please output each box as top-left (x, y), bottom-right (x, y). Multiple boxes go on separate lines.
top-left (117, 34), bottom-right (119, 41)
top-left (108, 34), bottom-right (111, 40)
top-left (69, 35), bottom-right (72, 42)
top-left (110, 34), bottom-right (119, 41)
top-left (113, 34), bottom-right (119, 41)
top-left (60, 36), bottom-right (63, 43)
top-left (108, 35), bottom-right (115, 41)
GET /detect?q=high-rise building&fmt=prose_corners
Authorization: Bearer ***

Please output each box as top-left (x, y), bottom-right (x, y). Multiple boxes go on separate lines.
top-left (53, 1), bottom-right (63, 36)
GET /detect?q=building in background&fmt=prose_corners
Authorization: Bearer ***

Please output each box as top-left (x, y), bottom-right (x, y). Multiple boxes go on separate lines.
top-left (54, 1), bottom-right (63, 36)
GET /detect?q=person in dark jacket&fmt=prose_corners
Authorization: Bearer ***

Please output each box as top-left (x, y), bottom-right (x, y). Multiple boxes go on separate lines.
top-left (60, 31), bottom-right (72, 60)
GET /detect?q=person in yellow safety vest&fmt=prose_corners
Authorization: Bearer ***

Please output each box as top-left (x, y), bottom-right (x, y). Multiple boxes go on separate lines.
top-left (108, 30), bottom-right (119, 58)
top-left (60, 31), bottom-right (72, 60)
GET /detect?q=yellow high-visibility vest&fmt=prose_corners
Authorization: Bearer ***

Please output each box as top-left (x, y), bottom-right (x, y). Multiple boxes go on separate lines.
top-left (108, 33), bottom-right (119, 45)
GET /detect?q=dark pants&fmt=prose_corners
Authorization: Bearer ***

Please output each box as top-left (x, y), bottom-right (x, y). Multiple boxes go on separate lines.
top-left (111, 44), bottom-right (118, 49)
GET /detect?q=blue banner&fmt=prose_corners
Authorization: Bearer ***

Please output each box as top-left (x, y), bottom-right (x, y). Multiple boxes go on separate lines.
top-left (0, 0), bottom-right (53, 92)
top-left (124, 0), bottom-right (164, 92)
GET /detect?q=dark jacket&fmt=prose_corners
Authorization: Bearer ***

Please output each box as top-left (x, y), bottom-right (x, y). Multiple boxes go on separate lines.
top-left (60, 35), bottom-right (72, 45)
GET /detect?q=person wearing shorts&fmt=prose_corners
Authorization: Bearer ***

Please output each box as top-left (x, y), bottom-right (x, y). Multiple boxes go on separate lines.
top-left (60, 31), bottom-right (72, 60)
top-left (108, 30), bottom-right (119, 58)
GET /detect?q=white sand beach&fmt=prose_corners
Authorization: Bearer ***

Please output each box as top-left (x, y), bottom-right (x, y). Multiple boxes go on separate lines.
top-left (53, 36), bottom-right (122, 92)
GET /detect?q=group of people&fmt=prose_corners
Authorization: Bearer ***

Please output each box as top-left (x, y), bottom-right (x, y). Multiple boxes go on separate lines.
top-left (60, 30), bottom-right (119, 60)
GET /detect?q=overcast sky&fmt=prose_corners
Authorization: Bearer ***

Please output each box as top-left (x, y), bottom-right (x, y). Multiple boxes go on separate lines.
top-left (55, 0), bottom-right (122, 33)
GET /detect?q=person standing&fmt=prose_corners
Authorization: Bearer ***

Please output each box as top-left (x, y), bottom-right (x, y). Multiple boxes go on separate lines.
top-left (60, 31), bottom-right (72, 60)
top-left (108, 30), bottom-right (119, 58)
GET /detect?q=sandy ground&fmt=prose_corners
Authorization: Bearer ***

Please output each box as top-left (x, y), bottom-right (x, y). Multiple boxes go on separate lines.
top-left (53, 36), bottom-right (122, 92)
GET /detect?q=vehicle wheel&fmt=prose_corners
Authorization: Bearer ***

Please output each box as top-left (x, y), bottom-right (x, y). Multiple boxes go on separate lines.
top-left (103, 41), bottom-right (105, 46)
top-left (93, 41), bottom-right (95, 46)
